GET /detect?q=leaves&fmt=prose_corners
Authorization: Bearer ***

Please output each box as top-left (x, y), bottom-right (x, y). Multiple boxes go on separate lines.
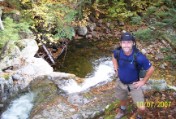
top-left (0, 17), bottom-right (30, 48)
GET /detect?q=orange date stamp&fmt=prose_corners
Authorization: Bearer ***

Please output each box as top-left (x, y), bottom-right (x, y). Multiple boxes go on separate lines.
top-left (136, 101), bottom-right (171, 108)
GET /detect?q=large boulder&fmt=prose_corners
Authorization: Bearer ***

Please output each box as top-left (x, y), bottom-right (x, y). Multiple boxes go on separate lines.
top-left (16, 57), bottom-right (53, 77)
top-left (18, 38), bottom-right (38, 59)
top-left (0, 39), bottom-right (38, 71)
top-left (0, 41), bottom-right (21, 71)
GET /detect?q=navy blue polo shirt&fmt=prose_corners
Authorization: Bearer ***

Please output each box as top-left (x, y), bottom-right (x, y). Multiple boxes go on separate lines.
top-left (113, 48), bottom-right (152, 84)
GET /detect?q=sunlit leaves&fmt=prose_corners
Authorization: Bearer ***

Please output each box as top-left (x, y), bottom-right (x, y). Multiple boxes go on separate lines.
top-left (20, 1), bottom-right (77, 42)
top-left (0, 17), bottom-right (30, 48)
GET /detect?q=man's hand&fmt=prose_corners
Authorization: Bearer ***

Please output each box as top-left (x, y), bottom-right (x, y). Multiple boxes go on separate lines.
top-left (114, 70), bottom-right (118, 78)
top-left (133, 80), bottom-right (145, 89)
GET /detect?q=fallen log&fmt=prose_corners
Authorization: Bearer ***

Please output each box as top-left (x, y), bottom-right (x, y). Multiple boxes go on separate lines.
top-left (41, 43), bottom-right (55, 65)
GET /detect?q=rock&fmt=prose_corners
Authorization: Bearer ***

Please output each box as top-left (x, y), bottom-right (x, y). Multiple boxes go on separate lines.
top-left (16, 57), bottom-right (53, 77)
top-left (17, 39), bottom-right (38, 58)
top-left (148, 79), bottom-right (168, 90)
top-left (71, 114), bottom-right (84, 119)
top-left (106, 22), bottom-right (110, 28)
top-left (119, 21), bottom-right (124, 26)
top-left (155, 53), bottom-right (164, 60)
top-left (141, 49), bottom-right (147, 54)
top-left (97, 19), bottom-right (103, 27)
top-left (0, 38), bottom-right (37, 71)
top-left (86, 34), bottom-right (93, 39)
top-left (87, 23), bottom-right (96, 32)
top-left (77, 26), bottom-right (88, 36)
top-left (91, 31), bottom-right (100, 39)
top-left (12, 74), bottom-right (23, 81)
top-left (67, 94), bottom-right (90, 106)
top-left (0, 41), bottom-right (21, 71)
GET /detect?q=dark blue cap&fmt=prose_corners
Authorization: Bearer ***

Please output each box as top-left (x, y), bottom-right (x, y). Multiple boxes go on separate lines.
top-left (120, 32), bottom-right (135, 41)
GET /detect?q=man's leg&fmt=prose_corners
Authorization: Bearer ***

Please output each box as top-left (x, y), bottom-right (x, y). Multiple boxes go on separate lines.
top-left (115, 99), bottom-right (128, 119)
top-left (115, 80), bottom-right (128, 119)
top-left (130, 85), bottom-right (145, 119)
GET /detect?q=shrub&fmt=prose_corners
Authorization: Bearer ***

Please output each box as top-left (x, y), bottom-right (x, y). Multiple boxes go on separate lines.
top-left (130, 16), bottom-right (142, 25)
top-left (0, 17), bottom-right (30, 49)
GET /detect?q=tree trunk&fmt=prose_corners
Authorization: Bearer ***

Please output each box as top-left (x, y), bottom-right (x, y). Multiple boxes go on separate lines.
top-left (0, 8), bottom-right (4, 30)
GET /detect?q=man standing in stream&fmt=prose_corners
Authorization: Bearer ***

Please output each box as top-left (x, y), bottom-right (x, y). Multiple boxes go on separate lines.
top-left (112, 32), bottom-right (154, 119)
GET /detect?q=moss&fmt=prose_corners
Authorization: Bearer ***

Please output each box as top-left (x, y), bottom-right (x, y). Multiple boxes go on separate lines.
top-left (105, 100), bottom-right (119, 115)
top-left (3, 73), bottom-right (10, 80)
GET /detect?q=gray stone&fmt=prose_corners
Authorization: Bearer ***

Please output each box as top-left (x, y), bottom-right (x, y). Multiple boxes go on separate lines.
top-left (77, 26), bottom-right (88, 36)
top-left (71, 114), bottom-right (84, 119)
top-left (87, 23), bottom-right (96, 32)
top-left (12, 74), bottom-right (23, 81)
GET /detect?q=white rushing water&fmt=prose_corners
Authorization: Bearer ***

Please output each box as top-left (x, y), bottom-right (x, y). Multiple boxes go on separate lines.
top-left (1, 92), bottom-right (35, 119)
top-left (60, 57), bottom-right (115, 93)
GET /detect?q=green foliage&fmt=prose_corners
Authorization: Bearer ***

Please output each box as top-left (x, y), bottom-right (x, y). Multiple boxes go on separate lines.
top-left (75, 0), bottom-right (92, 20)
top-left (162, 0), bottom-right (175, 7)
top-left (93, 0), bottom-right (161, 22)
top-left (5, 0), bottom-right (22, 10)
top-left (134, 28), bottom-right (153, 41)
top-left (137, 0), bottom-right (176, 45)
top-left (3, 73), bottom-right (10, 80)
top-left (130, 16), bottom-right (142, 25)
top-left (164, 54), bottom-right (176, 66)
top-left (105, 100), bottom-right (119, 115)
top-left (107, 0), bottom-right (134, 21)
top-left (130, 0), bottom-right (149, 12)
top-left (54, 26), bottom-right (75, 40)
top-left (0, 17), bottom-right (30, 49)
top-left (21, 1), bottom-right (77, 42)
top-left (145, 6), bottom-right (157, 16)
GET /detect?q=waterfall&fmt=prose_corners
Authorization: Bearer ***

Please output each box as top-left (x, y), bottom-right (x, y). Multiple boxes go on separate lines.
top-left (1, 92), bottom-right (35, 119)
top-left (1, 57), bottom-right (115, 118)
top-left (60, 57), bottom-right (115, 93)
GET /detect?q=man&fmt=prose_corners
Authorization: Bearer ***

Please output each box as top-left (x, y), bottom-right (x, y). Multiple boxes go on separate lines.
top-left (112, 32), bottom-right (154, 119)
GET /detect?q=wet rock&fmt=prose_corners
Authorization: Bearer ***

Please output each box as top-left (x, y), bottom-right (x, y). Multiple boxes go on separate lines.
top-left (67, 94), bottom-right (90, 106)
top-left (29, 80), bottom-right (117, 119)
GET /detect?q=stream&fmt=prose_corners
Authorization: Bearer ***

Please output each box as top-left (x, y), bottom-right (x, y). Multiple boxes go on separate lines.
top-left (59, 57), bottom-right (114, 94)
top-left (1, 56), bottom-right (115, 119)
top-left (1, 93), bottom-right (35, 119)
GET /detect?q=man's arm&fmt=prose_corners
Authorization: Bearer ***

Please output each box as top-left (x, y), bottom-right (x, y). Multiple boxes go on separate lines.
top-left (112, 54), bottom-right (118, 72)
top-left (133, 66), bottom-right (154, 88)
top-left (142, 66), bottom-right (154, 84)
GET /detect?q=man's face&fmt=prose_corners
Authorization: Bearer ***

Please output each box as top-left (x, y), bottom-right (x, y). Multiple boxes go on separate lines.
top-left (120, 40), bottom-right (133, 53)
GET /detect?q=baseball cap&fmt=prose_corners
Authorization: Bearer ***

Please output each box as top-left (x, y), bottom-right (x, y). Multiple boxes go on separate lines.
top-left (120, 32), bottom-right (135, 41)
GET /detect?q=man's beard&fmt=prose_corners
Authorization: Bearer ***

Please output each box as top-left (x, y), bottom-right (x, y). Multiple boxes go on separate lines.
top-left (122, 47), bottom-right (132, 54)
